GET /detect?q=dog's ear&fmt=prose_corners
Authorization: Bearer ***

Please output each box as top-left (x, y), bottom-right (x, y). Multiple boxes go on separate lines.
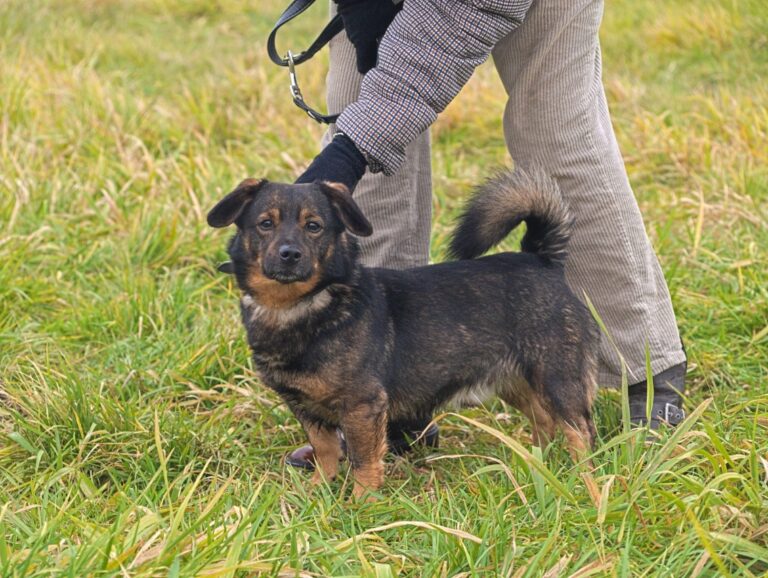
top-left (207, 178), bottom-right (267, 228)
top-left (319, 182), bottom-right (373, 237)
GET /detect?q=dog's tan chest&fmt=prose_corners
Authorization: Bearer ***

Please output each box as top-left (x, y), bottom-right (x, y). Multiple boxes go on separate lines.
top-left (241, 290), bottom-right (332, 328)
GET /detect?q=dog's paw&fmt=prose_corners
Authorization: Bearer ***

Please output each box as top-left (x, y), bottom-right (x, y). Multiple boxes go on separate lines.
top-left (310, 471), bottom-right (325, 486)
top-left (351, 484), bottom-right (379, 503)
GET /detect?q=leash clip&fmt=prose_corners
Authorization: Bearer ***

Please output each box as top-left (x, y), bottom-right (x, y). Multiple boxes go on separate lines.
top-left (287, 50), bottom-right (301, 99)
top-left (287, 50), bottom-right (337, 124)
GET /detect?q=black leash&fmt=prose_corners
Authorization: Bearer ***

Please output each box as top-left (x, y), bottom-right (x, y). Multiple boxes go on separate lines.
top-left (267, 0), bottom-right (344, 124)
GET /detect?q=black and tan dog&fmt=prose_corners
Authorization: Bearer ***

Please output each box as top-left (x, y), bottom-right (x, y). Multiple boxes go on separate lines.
top-left (208, 169), bottom-right (599, 499)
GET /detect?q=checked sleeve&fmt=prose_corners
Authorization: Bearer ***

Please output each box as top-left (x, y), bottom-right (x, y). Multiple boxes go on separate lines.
top-left (335, 0), bottom-right (532, 175)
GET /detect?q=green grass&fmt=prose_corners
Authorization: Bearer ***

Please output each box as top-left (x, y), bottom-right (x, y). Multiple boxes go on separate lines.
top-left (1, 0), bottom-right (766, 576)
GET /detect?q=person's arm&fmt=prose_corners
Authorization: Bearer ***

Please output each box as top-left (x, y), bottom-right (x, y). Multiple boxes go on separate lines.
top-left (340, 0), bottom-right (530, 175)
top-left (335, 0), bottom-right (403, 74)
top-left (297, 0), bottom-right (532, 188)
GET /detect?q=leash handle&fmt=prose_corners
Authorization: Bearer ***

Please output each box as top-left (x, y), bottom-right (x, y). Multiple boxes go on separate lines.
top-left (268, 0), bottom-right (344, 67)
top-left (268, 0), bottom-right (343, 123)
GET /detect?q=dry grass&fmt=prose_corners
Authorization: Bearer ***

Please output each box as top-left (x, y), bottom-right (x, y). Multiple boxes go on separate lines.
top-left (1, 0), bottom-right (766, 576)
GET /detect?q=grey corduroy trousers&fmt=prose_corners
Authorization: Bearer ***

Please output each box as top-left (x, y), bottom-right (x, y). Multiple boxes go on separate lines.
top-left (321, 0), bottom-right (686, 387)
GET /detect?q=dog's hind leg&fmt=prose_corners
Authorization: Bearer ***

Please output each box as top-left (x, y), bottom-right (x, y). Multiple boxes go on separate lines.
top-left (558, 413), bottom-right (601, 505)
top-left (533, 365), bottom-right (601, 505)
top-left (557, 414), bottom-right (597, 461)
top-left (341, 390), bottom-right (389, 501)
top-left (533, 361), bottom-right (597, 458)
top-left (501, 386), bottom-right (557, 448)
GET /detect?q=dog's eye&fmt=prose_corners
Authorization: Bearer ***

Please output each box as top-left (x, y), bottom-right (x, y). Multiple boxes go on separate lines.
top-left (258, 219), bottom-right (273, 230)
top-left (305, 221), bottom-right (323, 233)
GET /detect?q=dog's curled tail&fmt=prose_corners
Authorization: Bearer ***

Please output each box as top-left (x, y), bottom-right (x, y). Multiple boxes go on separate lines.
top-left (448, 168), bottom-right (573, 265)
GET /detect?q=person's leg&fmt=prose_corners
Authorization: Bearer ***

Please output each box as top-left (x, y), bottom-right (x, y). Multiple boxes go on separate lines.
top-left (286, 11), bottom-right (436, 470)
top-left (491, 0), bottom-right (686, 423)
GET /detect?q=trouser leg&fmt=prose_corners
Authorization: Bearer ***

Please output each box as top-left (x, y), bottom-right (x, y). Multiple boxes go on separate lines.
top-left (491, 0), bottom-right (685, 386)
top-left (323, 7), bottom-right (432, 269)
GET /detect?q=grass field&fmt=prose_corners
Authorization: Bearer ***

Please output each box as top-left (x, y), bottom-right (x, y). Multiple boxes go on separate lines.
top-left (1, 0), bottom-right (767, 576)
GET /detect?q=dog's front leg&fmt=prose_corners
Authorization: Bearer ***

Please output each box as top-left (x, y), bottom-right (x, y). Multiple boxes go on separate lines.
top-left (341, 390), bottom-right (388, 501)
top-left (304, 423), bottom-right (344, 485)
top-left (284, 397), bottom-right (344, 486)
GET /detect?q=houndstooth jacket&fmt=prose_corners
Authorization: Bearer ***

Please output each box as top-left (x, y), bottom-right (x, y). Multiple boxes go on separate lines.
top-left (336, 0), bottom-right (532, 175)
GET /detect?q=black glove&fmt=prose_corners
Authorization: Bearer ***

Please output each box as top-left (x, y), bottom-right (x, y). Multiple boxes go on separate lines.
top-left (335, 0), bottom-right (402, 74)
top-left (295, 132), bottom-right (367, 192)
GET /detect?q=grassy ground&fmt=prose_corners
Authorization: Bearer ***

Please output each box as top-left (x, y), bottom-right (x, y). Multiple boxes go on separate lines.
top-left (1, 0), bottom-right (767, 576)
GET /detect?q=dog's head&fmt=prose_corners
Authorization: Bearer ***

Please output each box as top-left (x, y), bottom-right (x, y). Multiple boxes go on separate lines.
top-left (207, 179), bottom-right (372, 307)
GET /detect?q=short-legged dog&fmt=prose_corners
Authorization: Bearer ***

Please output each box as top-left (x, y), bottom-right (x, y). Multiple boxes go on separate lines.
top-left (208, 169), bottom-right (599, 499)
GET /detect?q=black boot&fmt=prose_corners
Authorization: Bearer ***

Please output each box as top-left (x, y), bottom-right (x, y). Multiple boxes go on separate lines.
top-left (628, 361), bottom-right (687, 429)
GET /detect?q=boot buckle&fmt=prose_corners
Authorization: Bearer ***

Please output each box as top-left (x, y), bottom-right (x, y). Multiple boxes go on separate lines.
top-left (662, 402), bottom-right (685, 426)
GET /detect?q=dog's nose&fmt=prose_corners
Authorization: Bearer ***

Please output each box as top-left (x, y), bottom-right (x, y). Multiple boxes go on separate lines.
top-left (279, 245), bottom-right (302, 264)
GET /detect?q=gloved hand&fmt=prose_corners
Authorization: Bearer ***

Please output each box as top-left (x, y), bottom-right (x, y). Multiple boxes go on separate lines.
top-left (295, 132), bottom-right (368, 192)
top-left (335, 0), bottom-right (402, 74)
